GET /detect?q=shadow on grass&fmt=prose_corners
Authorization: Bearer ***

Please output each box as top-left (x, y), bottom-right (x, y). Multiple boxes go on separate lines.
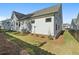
top-left (55, 30), bottom-right (64, 39)
top-left (5, 33), bottom-right (54, 55)
top-left (68, 29), bottom-right (79, 42)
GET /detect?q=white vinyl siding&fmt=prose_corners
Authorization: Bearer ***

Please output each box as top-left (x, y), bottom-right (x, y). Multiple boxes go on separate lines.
top-left (31, 16), bottom-right (54, 36)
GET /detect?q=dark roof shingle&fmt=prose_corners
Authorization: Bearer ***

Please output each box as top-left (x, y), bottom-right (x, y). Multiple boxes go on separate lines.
top-left (11, 4), bottom-right (61, 20)
top-left (11, 11), bottom-right (26, 20)
top-left (32, 4), bottom-right (61, 17)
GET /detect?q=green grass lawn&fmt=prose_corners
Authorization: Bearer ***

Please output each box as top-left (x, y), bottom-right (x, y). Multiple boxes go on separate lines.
top-left (5, 32), bottom-right (52, 55)
top-left (5, 30), bottom-right (79, 55)
top-left (40, 30), bottom-right (79, 55)
top-left (64, 30), bottom-right (77, 44)
top-left (6, 32), bottom-right (44, 46)
top-left (62, 30), bottom-right (79, 54)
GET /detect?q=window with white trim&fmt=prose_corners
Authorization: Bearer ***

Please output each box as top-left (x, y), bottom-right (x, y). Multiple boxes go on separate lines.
top-left (45, 18), bottom-right (51, 22)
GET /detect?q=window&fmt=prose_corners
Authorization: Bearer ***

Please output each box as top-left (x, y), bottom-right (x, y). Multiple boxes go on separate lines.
top-left (45, 18), bottom-right (51, 22)
top-left (56, 24), bottom-right (57, 30)
top-left (58, 25), bottom-right (60, 29)
top-left (11, 24), bottom-right (13, 26)
top-left (31, 20), bottom-right (35, 23)
top-left (7, 22), bottom-right (10, 24)
top-left (16, 22), bottom-right (18, 25)
top-left (19, 22), bottom-right (20, 27)
top-left (21, 21), bottom-right (24, 25)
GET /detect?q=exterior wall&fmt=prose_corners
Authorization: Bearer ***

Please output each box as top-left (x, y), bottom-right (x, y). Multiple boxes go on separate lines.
top-left (19, 21), bottom-right (24, 32)
top-left (63, 24), bottom-right (70, 30)
top-left (0, 22), bottom-right (4, 29)
top-left (77, 25), bottom-right (79, 30)
top-left (54, 7), bottom-right (62, 37)
top-left (71, 15), bottom-right (79, 30)
top-left (76, 18), bottom-right (79, 30)
top-left (71, 25), bottom-right (77, 30)
top-left (54, 13), bottom-right (61, 37)
top-left (2, 19), bottom-right (12, 30)
top-left (10, 5), bottom-right (62, 37)
top-left (3, 23), bottom-right (11, 30)
top-left (19, 20), bottom-right (26, 32)
top-left (19, 9), bottom-right (62, 37)
top-left (11, 14), bottom-right (20, 31)
top-left (19, 20), bottom-right (32, 32)
top-left (31, 15), bottom-right (54, 36)
top-left (71, 22), bottom-right (77, 30)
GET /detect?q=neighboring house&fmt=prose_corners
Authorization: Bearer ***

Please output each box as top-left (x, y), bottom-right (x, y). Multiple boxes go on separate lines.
top-left (0, 21), bottom-right (3, 29)
top-left (71, 13), bottom-right (79, 30)
top-left (71, 18), bottom-right (77, 30)
top-left (1, 19), bottom-right (11, 30)
top-left (18, 4), bottom-right (63, 37)
top-left (63, 23), bottom-right (71, 30)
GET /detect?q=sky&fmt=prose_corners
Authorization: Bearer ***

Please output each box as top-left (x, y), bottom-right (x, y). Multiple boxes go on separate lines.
top-left (0, 3), bottom-right (79, 24)
top-left (63, 3), bottom-right (79, 24)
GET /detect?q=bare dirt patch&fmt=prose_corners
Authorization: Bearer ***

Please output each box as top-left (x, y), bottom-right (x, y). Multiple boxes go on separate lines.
top-left (0, 33), bottom-right (20, 55)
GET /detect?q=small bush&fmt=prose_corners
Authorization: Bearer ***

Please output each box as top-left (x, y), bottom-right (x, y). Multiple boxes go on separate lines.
top-left (36, 34), bottom-right (39, 37)
top-left (48, 35), bottom-right (53, 40)
top-left (21, 29), bottom-right (26, 33)
top-left (41, 36), bottom-right (45, 38)
top-left (31, 33), bottom-right (34, 36)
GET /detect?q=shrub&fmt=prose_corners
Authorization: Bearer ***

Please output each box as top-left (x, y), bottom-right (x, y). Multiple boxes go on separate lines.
top-left (41, 36), bottom-right (45, 38)
top-left (31, 33), bottom-right (34, 36)
top-left (48, 35), bottom-right (53, 40)
top-left (36, 34), bottom-right (39, 37)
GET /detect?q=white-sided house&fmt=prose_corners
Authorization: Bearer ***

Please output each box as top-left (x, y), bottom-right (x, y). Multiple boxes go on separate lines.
top-left (71, 18), bottom-right (77, 30)
top-left (63, 23), bottom-right (71, 30)
top-left (11, 11), bottom-right (26, 31)
top-left (1, 19), bottom-right (12, 30)
top-left (0, 21), bottom-right (3, 29)
top-left (76, 14), bottom-right (79, 30)
top-left (32, 4), bottom-right (62, 37)
top-left (19, 14), bottom-right (33, 32)
top-left (71, 13), bottom-right (79, 30)
top-left (19, 4), bottom-right (62, 37)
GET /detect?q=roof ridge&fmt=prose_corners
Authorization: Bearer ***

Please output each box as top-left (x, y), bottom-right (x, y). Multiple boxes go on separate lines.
top-left (32, 4), bottom-right (61, 14)
top-left (12, 11), bottom-right (26, 16)
top-left (11, 11), bottom-right (26, 20)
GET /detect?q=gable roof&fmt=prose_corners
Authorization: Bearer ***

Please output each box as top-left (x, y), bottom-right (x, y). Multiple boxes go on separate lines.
top-left (20, 4), bottom-right (62, 20)
top-left (32, 4), bottom-right (62, 17)
top-left (11, 4), bottom-right (62, 20)
top-left (71, 18), bottom-right (77, 25)
top-left (2, 19), bottom-right (11, 25)
top-left (20, 14), bottom-right (34, 20)
top-left (72, 14), bottom-right (79, 25)
top-left (76, 13), bottom-right (79, 25)
top-left (11, 11), bottom-right (26, 20)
